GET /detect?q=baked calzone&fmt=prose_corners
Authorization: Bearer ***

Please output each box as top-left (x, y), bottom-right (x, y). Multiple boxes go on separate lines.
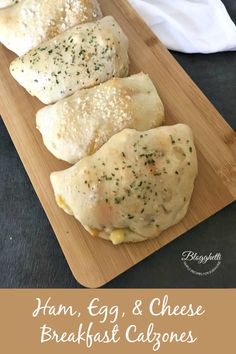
top-left (10, 16), bottom-right (129, 104)
top-left (51, 124), bottom-right (198, 245)
top-left (0, 0), bottom-right (102, 55)
top-left (36, 73), bottom-right (165, 164)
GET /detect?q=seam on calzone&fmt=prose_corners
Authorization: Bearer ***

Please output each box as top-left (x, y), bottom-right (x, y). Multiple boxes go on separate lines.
top-left (0, 0), bottom-right (102, 55)
top-left (36, 72), bottom-right (165, 164)
top-left (51, 124), bottom-right (198, 245)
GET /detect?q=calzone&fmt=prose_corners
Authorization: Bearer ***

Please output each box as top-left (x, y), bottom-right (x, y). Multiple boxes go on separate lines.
top-left (36, 73), bottom-right (165, 164)
top-left (10, 16), bottom-right (129, 104)
top-left (0, 0), bottom-right (102, 55)
top-left (51, 124), bottom-right (198, 245)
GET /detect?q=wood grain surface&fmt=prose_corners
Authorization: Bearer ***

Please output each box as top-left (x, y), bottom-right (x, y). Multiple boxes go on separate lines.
top-left (0, 0), bottom-right (235, 288)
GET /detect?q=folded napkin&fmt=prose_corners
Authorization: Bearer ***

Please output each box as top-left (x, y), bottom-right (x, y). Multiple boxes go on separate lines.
top-left (128, 0), bottom-right (236, 53)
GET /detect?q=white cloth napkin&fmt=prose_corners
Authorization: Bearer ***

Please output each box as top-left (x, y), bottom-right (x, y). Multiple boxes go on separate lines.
top-left (128, 0), bottom-right (236, 53)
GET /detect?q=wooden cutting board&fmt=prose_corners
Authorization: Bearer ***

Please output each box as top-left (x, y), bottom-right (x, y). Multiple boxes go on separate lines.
top-left (0, 0), bottom-right (235, 288)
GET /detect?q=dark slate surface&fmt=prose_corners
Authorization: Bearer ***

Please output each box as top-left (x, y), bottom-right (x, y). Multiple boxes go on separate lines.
top-left (0, 1), bottom-right (235, 288)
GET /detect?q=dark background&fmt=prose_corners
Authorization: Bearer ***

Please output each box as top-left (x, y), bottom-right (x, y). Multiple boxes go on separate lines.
top-left (0, 0), bottom-right (235, 288)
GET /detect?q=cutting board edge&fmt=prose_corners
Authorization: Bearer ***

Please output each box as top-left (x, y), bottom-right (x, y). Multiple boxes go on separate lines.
top-left (60, 199), bottom-right (236, 288)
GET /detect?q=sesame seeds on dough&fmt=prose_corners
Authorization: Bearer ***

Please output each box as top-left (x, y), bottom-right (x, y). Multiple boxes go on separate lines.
top-left (0, 0), bottom-right (103, 55)
top-left (36, 73), bottom-right (165, 164)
